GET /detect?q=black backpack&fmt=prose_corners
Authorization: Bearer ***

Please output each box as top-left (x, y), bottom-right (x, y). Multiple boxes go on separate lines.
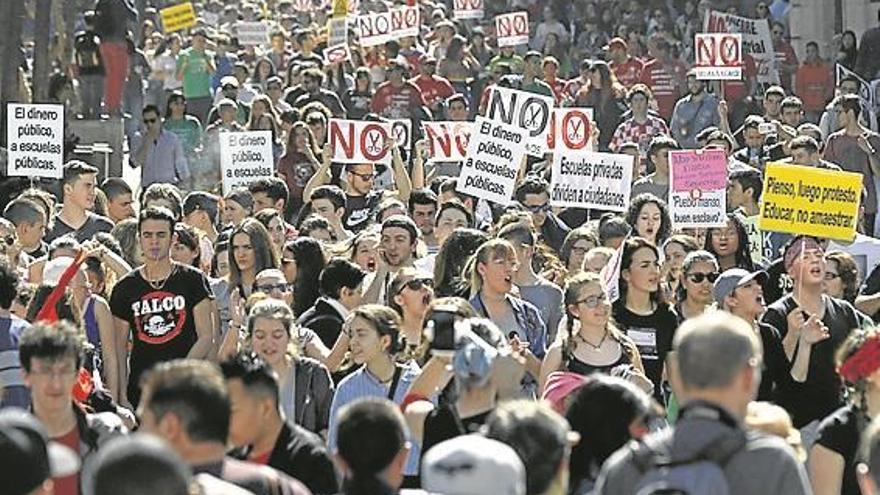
top-left (75, 32), bottom-right (103, 71)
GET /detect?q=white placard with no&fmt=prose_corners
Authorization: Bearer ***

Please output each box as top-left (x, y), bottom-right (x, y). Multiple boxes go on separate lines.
top-left (423, 121), bottom-right (472, 162)
top-left (220, 131), bottom-right (274, 194)
top-left (495, 12), bottom-right (529, 47)
top-left (6, 103), bottom-right (64, 179)
top-left (328, 119), bottom-right (392, 166)
top-left (486, 86), bottom-right (555, 157)
top-left (237, 22), bottom-right (270, 46)
top-left (694, 33), bottom-right (742, 80)
top-left (457, 116), bottom-right (527, 205)
top-left (550, 151), bottom-right (632, 212)
top-left (453, 0), bottom-right (484, 19)
top-left (548, 108), bottom-right (594, 151)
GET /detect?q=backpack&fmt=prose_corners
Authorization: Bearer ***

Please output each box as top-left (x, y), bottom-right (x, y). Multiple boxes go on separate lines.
top-left (630, 429), bottom-right (747, 495)
top-left (75, 32), bottom-right (102, 71)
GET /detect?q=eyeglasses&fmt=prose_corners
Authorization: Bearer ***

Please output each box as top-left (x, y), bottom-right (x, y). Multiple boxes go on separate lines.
top-left (524, 203), bottom-right (551, 213)
top-left (397, 277), bottom-right (433, 294)
top-left (349, 170), bottom-right (377, 181)
top-left (687, 272), bottom-right (720, 284)
top-left (574, 293), bottom-right (608, 308)
top-left (143, 118), bottom-right (158, 124)
top-left (255, 282), bottom-right (293, 293)
top-left (29, 366), bottom-right (77, 380)
top-left (824, 272), bottom-right (840, 280)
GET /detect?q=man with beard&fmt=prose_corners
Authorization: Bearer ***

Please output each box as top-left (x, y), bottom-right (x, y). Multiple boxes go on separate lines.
top-left (761, 236), bottom-right (868, 450)
top-left (715, 268), bottom-right (787, 401)
top-left (670, 73), bottom-right (719, 149)
top-left (109, 206), bottom-right (214, 408)
top-left (292, 68), bottom-right (345, 118)
top-left (363, 215), bottom-right (419, 305)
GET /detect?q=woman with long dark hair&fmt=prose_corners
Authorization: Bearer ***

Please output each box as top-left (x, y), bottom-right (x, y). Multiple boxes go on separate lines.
top-left (433, 228), bottom-right (489, 298)
top-left (342, 68), bottom-right (373, 120)
top-left (278, 122), bottom-right (322, 218)
top-left (837, 30), bottom-right (858, 71)
top-left (229, 219), bottom-right (279, 299)
top-left (612, 237), bottom-right (678, 403)
top-left (284, 237), bottom-right (326, 317)
top-left (162, 91), bottom-right (202, 165)
top-left (625, 194), bottom-right (672, 247)
top-left (437, 35), bottom-right (479, 100)
top-left (704, 213), bottom-right (756, 272)
top-left (250, 57), bottom-right (277, 92)
top-left (580, 61), bottom-right (627, 151)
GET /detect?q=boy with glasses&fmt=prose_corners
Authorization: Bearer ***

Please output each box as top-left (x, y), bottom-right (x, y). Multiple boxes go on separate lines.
top-left (515, 177), bottom-right (570, 252)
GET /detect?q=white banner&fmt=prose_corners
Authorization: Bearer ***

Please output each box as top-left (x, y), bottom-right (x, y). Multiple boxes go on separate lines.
top-left (704, 10), bottom-right (778, 86)
top-left (548, 108), bottom-right (594, 151)
top-left (390, 119), bottom-right (412, 150)
top-left (236, 22), bottom-right (270, 46)
top-left (357, 6), bottom-right (419, 47)
top-left (457, 117), bottom-right (527, 205)
top-left (220, 131), bottom-right (274, 195)
top-left (486, 86), bottom-right (555, 157)
top-left (6, 103), bottom-right (64, 179)
top-left (550, 151), bottom-right (632, 212)
top-left (694, 33), bottom-right (743, 80)
top-left (495, 11), bottom-right (529, 47)
top-left (423, 121), bottom-right (472, 162)
top-left (328, 119), bottom-right (392, 166)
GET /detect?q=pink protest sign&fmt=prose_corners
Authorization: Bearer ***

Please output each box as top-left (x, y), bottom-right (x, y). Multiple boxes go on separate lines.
top-left (670, 149), bottom-right (728, 193)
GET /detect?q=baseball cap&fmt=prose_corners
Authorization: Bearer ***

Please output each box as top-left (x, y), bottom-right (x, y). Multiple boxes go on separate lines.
top-left (217, 98), bottom-right (237, 109)
top-left (422, 435), bottom-right (526, 495)
top-left (713, 268), bottom-right (768, 306)
top-left (220, 76), bottom-right (239, 88)
top-left (43, 256), bottom-right (80, 286)
top-left (0, 409), bottom-right (80, 495)
top-left (603, 37), bottom-right (627, 51)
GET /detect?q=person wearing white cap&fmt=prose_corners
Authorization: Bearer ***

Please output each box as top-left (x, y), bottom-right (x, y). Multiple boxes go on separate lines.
top-left (713, 268), bottom-right (787, 402)
top-left (422, 435), bottom-right (526, 495)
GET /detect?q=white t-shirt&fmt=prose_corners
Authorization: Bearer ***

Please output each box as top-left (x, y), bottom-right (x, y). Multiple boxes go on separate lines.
top-left (828, 233), bottom-right (880, 281)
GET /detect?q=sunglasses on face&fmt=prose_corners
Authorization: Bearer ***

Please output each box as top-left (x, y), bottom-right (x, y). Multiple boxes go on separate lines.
top-left (255, 282), bottom-right (293, 293)
top-left (350, 171), bottom-right (377, 181)
top-left (574, 293), bottom-right (608, 308)
top-left (687, 272), bottom-right (720, 283)
top-left (524, 203), bottom-right (551, 213)
top-left (397, 277), bottom-right (433, 294)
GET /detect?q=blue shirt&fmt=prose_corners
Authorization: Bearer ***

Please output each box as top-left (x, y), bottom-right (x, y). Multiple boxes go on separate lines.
top-left (326, 362), bottom-right (422, 475)
top-left (134, 128), bottom-right (190, 187)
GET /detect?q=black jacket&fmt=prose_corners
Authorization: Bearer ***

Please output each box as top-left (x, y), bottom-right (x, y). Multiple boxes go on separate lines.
top-left (268, 422), bottom-right (339, 495)
top-left (298, 299), bottom-right (345, 348)
top-left (292, 357), bottom-right (334, 434)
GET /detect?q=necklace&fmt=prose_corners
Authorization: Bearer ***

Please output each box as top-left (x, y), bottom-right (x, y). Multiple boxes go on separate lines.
top-left (576, 330), bottom-right (608, 352)
top-left (144, 264), bottom-right (177, 291)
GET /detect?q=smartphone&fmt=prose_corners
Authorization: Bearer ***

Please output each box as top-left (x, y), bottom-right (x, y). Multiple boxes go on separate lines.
top-left (426, 306), bottom-right (460, 357)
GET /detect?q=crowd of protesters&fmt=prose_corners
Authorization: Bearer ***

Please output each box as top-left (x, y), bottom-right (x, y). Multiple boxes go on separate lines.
top-left (9, 0), bottom-right (880, 494)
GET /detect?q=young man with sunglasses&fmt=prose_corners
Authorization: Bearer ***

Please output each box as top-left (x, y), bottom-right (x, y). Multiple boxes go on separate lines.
top-left (514, 177), bottom-right (570, 252)
top-left (133, 104), bottom-right (191, 190)
top-left (714, 268), bottom-right (788, 402)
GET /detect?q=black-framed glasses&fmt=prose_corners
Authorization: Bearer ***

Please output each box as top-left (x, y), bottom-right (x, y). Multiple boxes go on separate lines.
top-left (397, 277), bottom-right (433, 294)
top-left (687, 272), bottom-right (720, 284)
top-left (350, 170), bottom-right (377, 181)
top-left (524, 203), bottom-right (551, 213)
top-left (255, 282), bottom-right (293, 293)
top-left (574, 293), bottom-right (608, 308)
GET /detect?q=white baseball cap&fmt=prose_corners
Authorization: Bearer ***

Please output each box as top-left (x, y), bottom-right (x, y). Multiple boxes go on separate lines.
top-left (422, 435), bottom-right (526, 495)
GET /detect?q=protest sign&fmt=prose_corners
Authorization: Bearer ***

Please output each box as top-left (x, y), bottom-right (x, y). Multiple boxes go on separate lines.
top-left (331, 0), bottom-right (349, 17)
top-left (237, 22), bottom-right (270, 46)
top-left (220, 131), bottom-right (274, 194)
top-left (457, 117), bottom-right (528, 204)
top-left (550, 151), bottom-right (633, 212)
top-left (759, 163), bottom-right (862, 241)
top-left (161, 2), bottom-right (197, 33)
top-left (600, 235), bottom-right (627, 303)
top-left (292, 0), bottom-right (314, 11)
top-left (704, 10), bottom-right (778, 86)
top-left (324, 45), bottom-right (350, 64)
top-left (327, 17), bottom-right (347, 46)
top-left (668, 149), bottom-right (728, 228)
top-left (357, 12), bottom-right (393, 47)
top-left (741, 215), bottom-right (765, 265)
top-left (202, 11), bottom-right (219, 26)
top-left (548, 108), bottom-right (594, 151)
top-left (837, 64), bottom-right (875, 125)
top-left (6, 103), bottom-right (64, 179)
top-left (486, 86), bottom-right (555, 157)
top-left (390, 119), bottom-right (412, 150)
top-left (423, 121), bottom-right (472, 162)
top-left (390, 6), bottom-right (419, 38)
top-left (694, 33), bottom-right (742, 80)
top-left (495, 12), bottom-right (529, 47)
top-left (328, 119), bottom-right (393, 166)
top-left (453, 0), bottom-right (483, 19)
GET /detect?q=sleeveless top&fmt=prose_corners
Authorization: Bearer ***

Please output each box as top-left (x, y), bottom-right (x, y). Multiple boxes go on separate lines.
top-left (565, 340), bottom-right (632, 377)
top-left (83, 297), bottom-right (103, 373)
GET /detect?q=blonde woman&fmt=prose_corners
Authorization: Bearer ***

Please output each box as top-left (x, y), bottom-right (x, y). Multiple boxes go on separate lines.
top-left (539, 272), bottom-right (652, 395)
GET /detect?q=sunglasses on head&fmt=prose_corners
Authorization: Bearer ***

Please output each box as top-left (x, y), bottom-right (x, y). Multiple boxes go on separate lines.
top-left (255, 282), bottom-right (293, 293)
top-left (397, 277), bottom-right (433, 294)
top-left (687, 272), bottom-right (719, 283)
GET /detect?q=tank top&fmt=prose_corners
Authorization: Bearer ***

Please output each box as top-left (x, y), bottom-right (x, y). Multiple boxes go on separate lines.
top-left (565, 340), bottom-right (632, 376)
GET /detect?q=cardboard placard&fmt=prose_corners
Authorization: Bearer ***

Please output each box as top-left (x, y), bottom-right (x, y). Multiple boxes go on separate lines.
top-left (390, 119), bottom-right (412, 150)
top-left (6, 103), bottom-right (64, 179)
top-left (423, 121), bottom-right (472, 162)
top-left (453, 0), bottom-right (484, 20)
top-left (161, 2), bottom-right (197, 33)
top-left (220, 131), bottom-right (274, 194)
top-left (759, 163), bottom-right (862, 242)
top-left (548, 108), bottom-right (594, 151)
top-left (457, 116), bottom-right (528, 204)
top-left (704, 10), bottom-right (779, 85)
top-left (669, 149), bottom-right (728, 228)
top-left (694, 33), bottom-right (742, 80)
top-left (550, 151), bottom-right (633, 212)
top-left (328, 119), bottom-right (393, 166)
top-left (236, 22), bottom-right (270, 46)
top-left (495, 11), bottom-right (529, 47)
top-left (837, 64), bottom-right (875, 122)
top-left (486, 86), bottom-right (555, 157)
top-left (356, 11), bottom-right (393, 47)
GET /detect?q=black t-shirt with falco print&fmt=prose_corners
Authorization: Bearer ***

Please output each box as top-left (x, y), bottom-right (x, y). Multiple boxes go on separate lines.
top-left (110, 263), bottom-right (213, 406)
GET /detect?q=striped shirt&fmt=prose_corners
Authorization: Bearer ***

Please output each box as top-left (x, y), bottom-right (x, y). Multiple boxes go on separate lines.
top-left (326, 362), bottom-right (422, 475)
top-left (0, 316), bottom-right (31, 409)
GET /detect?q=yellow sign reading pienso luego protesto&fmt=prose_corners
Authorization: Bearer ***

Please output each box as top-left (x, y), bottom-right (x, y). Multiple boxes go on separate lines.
top-left (759, 162), bottom-right (863, 241)
top-left (161, 2), bottom-right (197, 33)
